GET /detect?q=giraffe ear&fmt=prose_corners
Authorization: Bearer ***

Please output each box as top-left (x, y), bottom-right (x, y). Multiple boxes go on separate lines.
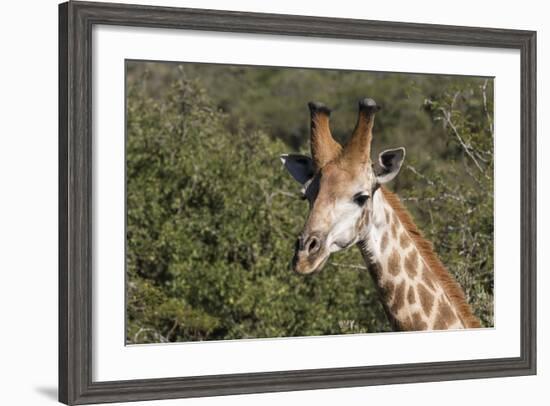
top-left (375, 147), bottom-right (406, 184)
top-left (280, 154), bottom-right (314, 185)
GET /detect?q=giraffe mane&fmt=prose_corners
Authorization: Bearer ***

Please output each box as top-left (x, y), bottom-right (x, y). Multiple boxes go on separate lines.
top-left (380, 186), bottom-right (481, 329)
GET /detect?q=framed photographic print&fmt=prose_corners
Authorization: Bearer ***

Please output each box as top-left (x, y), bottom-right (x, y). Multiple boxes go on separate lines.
top-left (59, 1), bottom-right (536, 404)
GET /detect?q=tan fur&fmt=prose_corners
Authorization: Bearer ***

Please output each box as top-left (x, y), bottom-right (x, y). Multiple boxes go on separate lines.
top-left (381, 187), bottom-right (481, 328)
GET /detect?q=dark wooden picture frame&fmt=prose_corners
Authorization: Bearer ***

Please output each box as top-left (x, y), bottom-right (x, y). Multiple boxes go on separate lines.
top-left (59, 1), bottom-right (537, 404)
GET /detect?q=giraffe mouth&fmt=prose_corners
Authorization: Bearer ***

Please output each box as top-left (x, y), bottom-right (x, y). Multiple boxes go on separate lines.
top-left (292, 250), bottom-right (330, 275)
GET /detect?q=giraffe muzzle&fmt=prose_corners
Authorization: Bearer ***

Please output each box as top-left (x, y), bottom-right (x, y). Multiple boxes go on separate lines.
top-left (292, 232), bottom-right (328, 274)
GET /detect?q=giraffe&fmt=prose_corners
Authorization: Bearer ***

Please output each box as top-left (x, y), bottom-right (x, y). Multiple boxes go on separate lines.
top-left (280, 98), bottom-right (481, 331)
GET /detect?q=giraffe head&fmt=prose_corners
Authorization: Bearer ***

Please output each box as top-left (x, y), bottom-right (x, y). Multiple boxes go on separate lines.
top-left (281, 98), bottom-right (406, 274)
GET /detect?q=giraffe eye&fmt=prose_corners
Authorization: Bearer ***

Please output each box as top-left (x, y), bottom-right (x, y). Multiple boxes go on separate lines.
top-left (353, 193), bottom-right (369, 206)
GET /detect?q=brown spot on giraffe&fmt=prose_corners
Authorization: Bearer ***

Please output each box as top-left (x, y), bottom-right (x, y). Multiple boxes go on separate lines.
top-left (433, 317), bottom-right (445, 330)
top-left (412, 312), bottom-right (428, 330)
top-left (380, 231), bottom-right (389, 254)
top-left (407, 286), bottom-right (416, 304)
top-left (385, 208), bottom-right (390, 225)
top-left (399, 232), bottom-right (411, 250)
top-left (387, 250), bottom-right (401, 276)
top-left (404, 250), bottom-right (418, 278)
top-left (399, 316), bottom-right (414, 331)
top-left (390, 280), bottom-right (406, 315)
top-left (368, 261), bottom-right (383, 282)
top-left (380, 279), bottom-right (395, 301)
top-left (422, 266), bottom-right (436, 291)
top-left (418, 283), bottom-right (434, 317)
top-left (434, 298), bottom-right (458, 330)
top-left (391, 221), bottom-right (398, 239)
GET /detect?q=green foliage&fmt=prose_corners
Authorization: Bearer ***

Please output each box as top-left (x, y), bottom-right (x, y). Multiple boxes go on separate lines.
top-left (126, 63), bottom-right (493, 343)
top-left (405, 83), bottom-right (494, 327)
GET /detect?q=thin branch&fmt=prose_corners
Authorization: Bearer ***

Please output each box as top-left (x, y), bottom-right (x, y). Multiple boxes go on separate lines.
top-left (329, 261), bottom-right (368, 271)
top-left (401, 193), bottom-right (466, 204)
top-left (269, 189), bottom-right (299, 201)
top-left (406, 164), bottom-right (436, 187)
top-left (450, 90), bottom-right (461, 111)
top-left (464, 163), bottom-right (484, 187)
top-left (481, 79), bottom-right (494, 138)
top-left (425, 98), bottom-right (488, 177)
top-left (132, 327), bottom-right (168, 344)
top-left (406, 165), bottom-right (463, 200)
top-left (440, 108), bottom-right (485, 174)
top-left (166, 319), bottom-right (179, 341)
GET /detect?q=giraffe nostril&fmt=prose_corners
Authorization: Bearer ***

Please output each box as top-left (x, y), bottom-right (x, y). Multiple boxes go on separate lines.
top-left (306, 236), bottom-right (320, 254)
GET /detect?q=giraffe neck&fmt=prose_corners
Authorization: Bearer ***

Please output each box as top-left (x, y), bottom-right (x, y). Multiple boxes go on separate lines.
top-left (358, 186), bottom-right (480, 331)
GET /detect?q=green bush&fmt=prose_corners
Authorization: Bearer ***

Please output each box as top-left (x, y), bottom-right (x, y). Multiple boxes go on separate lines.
top-left (126, 64), bottom-right (493, 343)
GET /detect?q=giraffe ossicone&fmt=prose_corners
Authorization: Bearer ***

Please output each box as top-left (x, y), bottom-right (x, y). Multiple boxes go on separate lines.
top-left (280, 98), bottom-right (481, 331)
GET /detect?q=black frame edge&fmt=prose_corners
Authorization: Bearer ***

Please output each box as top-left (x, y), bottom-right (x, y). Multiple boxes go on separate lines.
top-left (520, 29), bottom-right (537, 377)
top-left (59, 1), bottom-right (537, 404)
top-left (59, 2), bottom-right (70, 404)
